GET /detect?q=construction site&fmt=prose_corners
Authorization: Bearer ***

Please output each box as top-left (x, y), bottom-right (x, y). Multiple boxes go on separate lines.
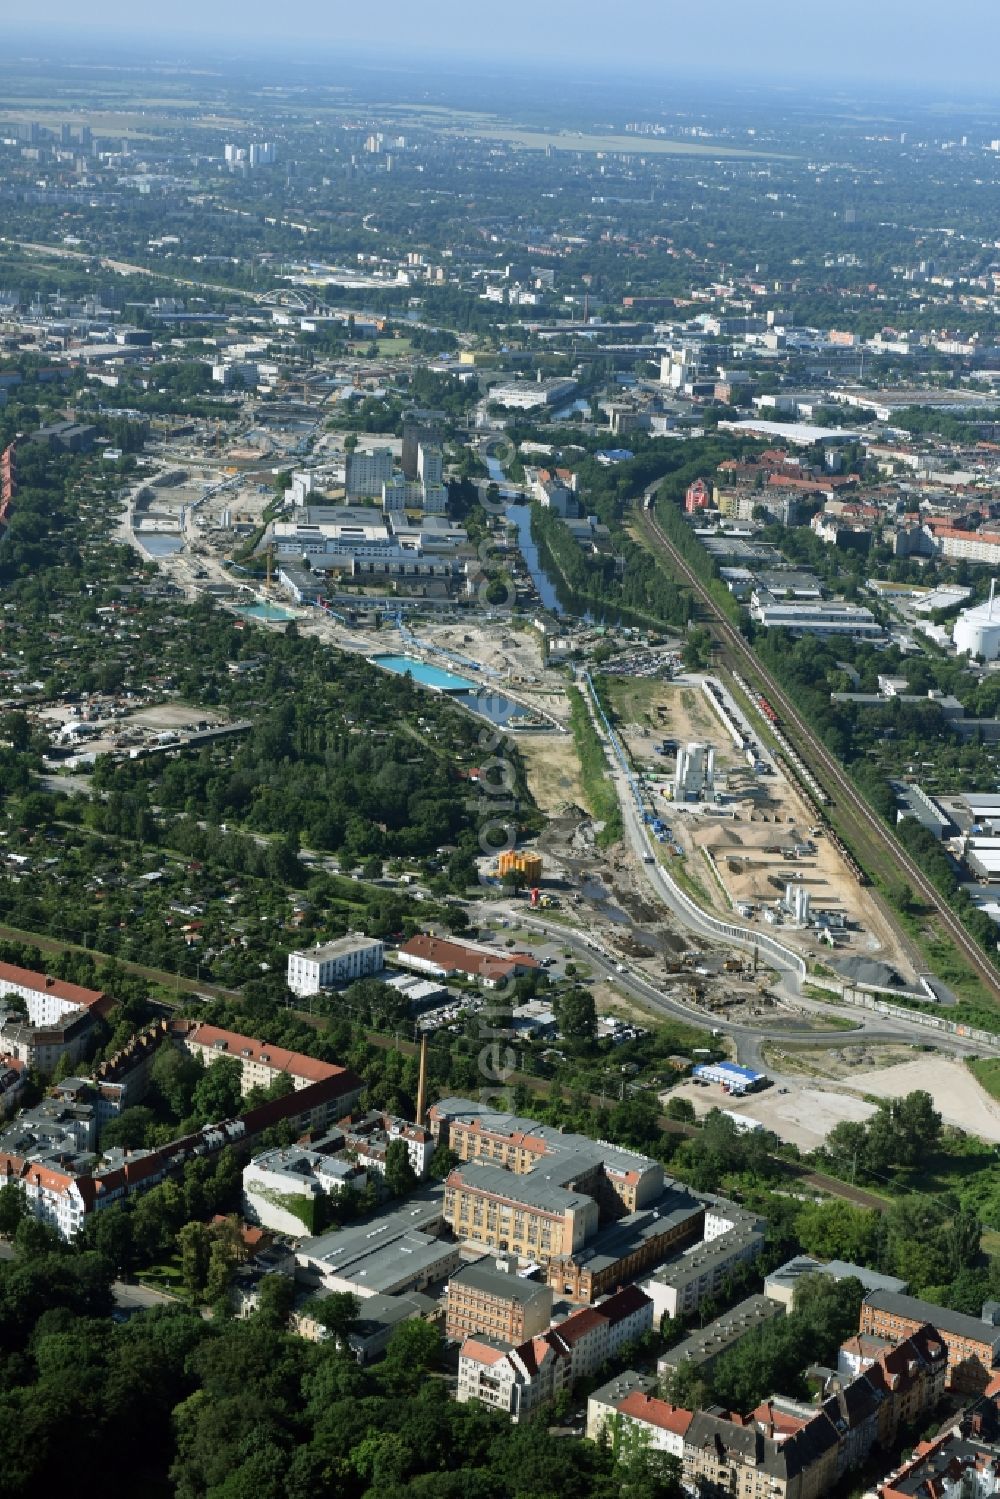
top-left (601, 671), bottom-right (919, 984)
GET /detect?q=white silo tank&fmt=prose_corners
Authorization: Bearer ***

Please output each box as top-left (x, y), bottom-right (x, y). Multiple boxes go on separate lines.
top-left (954, 581), bottom-right (1000, 661)
top-left (793, 886), bottom-right (811, 925)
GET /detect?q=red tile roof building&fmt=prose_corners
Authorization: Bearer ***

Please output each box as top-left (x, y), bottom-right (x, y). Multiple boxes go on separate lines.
top-left (0, 963), bottom-right (112, 1071)
top-left (397, 934), bottom-right (540, 988)
top-left (458, 1287), bottom-right (653, 1423)
top-left (614, 1393), bottom-right (694, 1457)
top-left (174, 1020), bottom-right (347, 1093)
top-left (0, 963), bottom-right (109, 1019)
top-left (548, 1285), bottom-right (653, 1380)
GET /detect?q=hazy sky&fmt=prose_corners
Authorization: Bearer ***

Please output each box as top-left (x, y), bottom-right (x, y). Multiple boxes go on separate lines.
top-left (11, 0), bottom-right (1000, 88)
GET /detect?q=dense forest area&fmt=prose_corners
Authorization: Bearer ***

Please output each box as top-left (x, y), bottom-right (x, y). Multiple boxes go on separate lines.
top-left (0, 1246), bottom-right (683, 1499)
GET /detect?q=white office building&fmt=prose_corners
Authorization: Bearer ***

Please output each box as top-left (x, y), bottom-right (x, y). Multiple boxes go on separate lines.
top-left (749, 591), bottom-right (882, 638)
top-left (490, 377), bottom-right (578, 411)
top-left (243, 1146), bottom-right (365, 1235)
top-left (421, 482), bottom-right (448, 514)
top-left (417, 443), bottom-right (444, 487)
top-left (382, 475), bottom-right (424, 512)
top-left (287, 936), bottom-right (385, 996)
top-left (346, 447), bottom-right (394, 499)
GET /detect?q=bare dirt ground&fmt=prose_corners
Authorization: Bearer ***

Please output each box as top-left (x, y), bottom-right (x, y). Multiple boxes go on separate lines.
top-left (515, 733), bottom-right (588, 814)
top-left (761, 1042), bottom-right (918, 1081)
top-left (418, 620), bottom-right (547, 688)
top-left (608, 676), bottom-right (916, 983)
top-left (126, 703), bottom-right (227, 731)
top-left (730, 1085), bottom-right (880, 1151)
top-left (612, 681), bottom-right (743, 774)
top-left (662, 1076), bottom-right (879, 1151)
top-left (837, 1056), bottom-right (1000, 1143)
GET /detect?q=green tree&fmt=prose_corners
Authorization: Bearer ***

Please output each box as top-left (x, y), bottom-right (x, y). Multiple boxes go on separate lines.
top-left (311, 1290), bottom-right (360, 1344)
top-left (101, 1106), bottom-right (157, 1150)
top-left (0, 1182), bottom-right (27, 1238)
top-left (379, 1318), bottom-right (442, 1393)
top-left (178, 1220), bottom-right (212, 1299)
top-left (88, 1203), bottom-right (133, 1274)
top-left (191, 1057), bottom-right (243, 1123)
top-left (383, 1138), bottom-right (417, 1198)
top-left (149, 1044), bottom-right (203, 1121)
top-left (556, 986), bottom-right (597, 1044)
top-left (255, 1273), bottom-right (295, 1330)
top-left (659, 1358), bottom-right (707, 1411)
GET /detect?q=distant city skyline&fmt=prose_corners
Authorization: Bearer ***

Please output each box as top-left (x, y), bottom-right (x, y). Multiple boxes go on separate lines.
top-left (9, 1), bottom-right (1000, 91)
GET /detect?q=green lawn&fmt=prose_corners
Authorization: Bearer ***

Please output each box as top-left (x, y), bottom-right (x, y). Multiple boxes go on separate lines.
top-left (968, 1056), bottom-right (1000, 1102)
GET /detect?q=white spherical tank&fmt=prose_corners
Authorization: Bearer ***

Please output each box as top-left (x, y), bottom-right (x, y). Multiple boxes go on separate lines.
top-left (954, 603), bottom-right (1000, 661)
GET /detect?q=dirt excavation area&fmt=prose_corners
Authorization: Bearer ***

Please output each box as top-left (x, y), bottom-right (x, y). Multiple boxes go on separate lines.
top-left (664, 1075), bottom-right (879, 1152)
top-left (604, 672), bottom-right (918, 986)
top-left (665, 1050), bottom-right (1000, 1150)
top-left (839, 1056), bottom-right (1000, 1143)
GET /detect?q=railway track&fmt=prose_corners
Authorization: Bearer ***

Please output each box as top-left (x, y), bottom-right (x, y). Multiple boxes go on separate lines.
top-left (640, 497), bottom-right (1000, 1003)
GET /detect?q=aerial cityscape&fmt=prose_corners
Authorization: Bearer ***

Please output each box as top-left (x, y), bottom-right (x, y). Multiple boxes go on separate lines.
top-left (7, 9), bottom-right (1000, 1496)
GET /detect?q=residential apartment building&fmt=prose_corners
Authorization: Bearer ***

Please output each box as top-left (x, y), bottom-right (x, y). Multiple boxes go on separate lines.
top-left (1, 1069), bottom-right (361, 1240)
top-left (420, 482), bottom-right (448, 515)
top-left (445, 1256), bottom-right (554, 1344)
top-left (586, 1370), bottom-right (657, 1441)
top-left (876, 1394), bottom-right (1000, 1499)
top-left (0, 1054), bottom-right (27, 1116)
top-left (627, 1320), bottom-right (950, 1498)
top-left (176, 1020), bottom-right (362, 1105)
top-left (382, 474), bottom-right (421, 511)
top-left (456, 1287), bottom-right (651, 1424)
top-left (683, 1406), bottom-right (841, 1499)
top-left (548, 1285), bottom-right (653, 1381)
top-left (589, 1388), bottom-right (693, 1459)
top-left (643, 1205), bottom-right (765, 1320)
top-left (457, 1332), bottom-right (570, 1422)
top-left (0, 962), bottom-right (112, 1071)
top-left (416, 442), bottom-right (444, 488)
top-left (340, 1112), bottom-right (434, 1179)
top-left (0, 963), bottom-right (107, 1026)
top-left (860, 1291), bottom-right (1000, 1394)
top-left (286, 935), bottom-right (385, 996)
top-left (659, 1294), bottom-right (785, 1380)
top-left (401, 410), bottom-right (444, 478)
top-left (925, 522), bottom-right (1000, 567)
top-left (345, 446), bottom-right (393, 499)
